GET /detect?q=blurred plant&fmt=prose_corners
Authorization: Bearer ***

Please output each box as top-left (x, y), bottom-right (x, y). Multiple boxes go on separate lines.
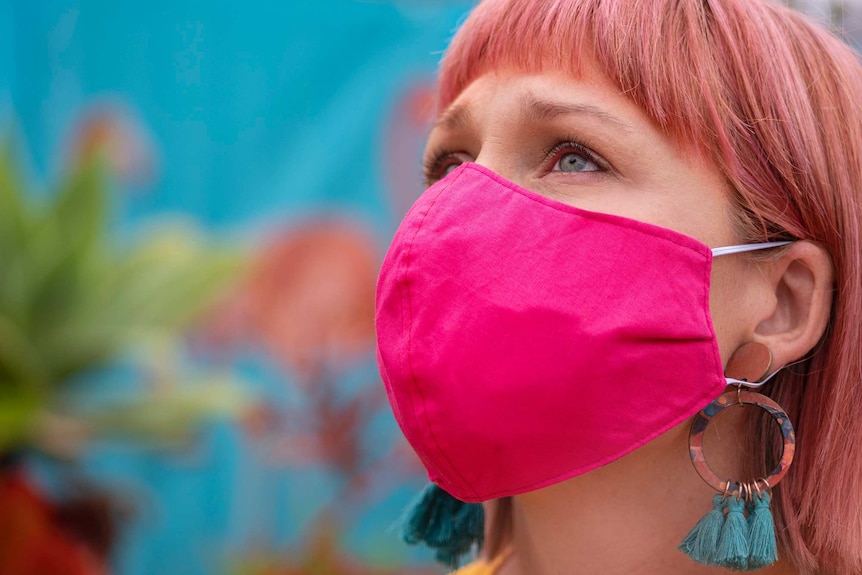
top-left (0, 145), bottom-right (244, 453)
top-left (0, 141), bottom-right (250, 574)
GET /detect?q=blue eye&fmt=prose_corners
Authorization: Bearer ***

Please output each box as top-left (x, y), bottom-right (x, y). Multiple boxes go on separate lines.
top-left (554, 151), bottom-right (600, 173)
top-left (544, 139), bottom-right (605, 175)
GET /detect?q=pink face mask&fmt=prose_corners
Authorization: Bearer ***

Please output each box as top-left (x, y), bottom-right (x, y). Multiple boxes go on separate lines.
top-left (376, 163), bottom-right (789, 503)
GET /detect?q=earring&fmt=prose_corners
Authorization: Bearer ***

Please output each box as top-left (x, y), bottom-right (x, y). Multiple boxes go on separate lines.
top-left (400, 482), bottom-right (485, 567)
top-left (679, 343), bottom-right (796, 571)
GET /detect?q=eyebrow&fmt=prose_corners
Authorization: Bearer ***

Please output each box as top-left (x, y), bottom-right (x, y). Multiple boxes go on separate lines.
top-left (434, 103), bottom-right (472, 131)
top-left (521, 96), bottom-right (633, 133)
top-left (434, 94), bottom-right (634, 134)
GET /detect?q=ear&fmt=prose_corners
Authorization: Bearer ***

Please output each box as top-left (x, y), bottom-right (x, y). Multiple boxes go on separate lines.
top-left (752, 241), bottom-right (834, 369)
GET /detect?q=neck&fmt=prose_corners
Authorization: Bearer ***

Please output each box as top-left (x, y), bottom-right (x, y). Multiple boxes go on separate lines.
top-left (495, 416), bottom-right (798, 575)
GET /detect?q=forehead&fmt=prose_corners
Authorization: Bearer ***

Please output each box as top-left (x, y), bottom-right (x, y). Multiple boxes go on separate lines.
top-left (430, 70), bottom-right (659, 147)
top-left (430, 66), bottom-right (722, 180)
top-left (439, 55), bottom-right (600, 116)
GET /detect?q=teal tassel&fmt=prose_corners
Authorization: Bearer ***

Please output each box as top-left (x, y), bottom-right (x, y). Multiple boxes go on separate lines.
top-left (400, 483), bottom-right (484, 568)
top-left (747, 492), bottom-right (778, 569)
top-left (679, 494), bottom-right (727, 566)
top-left (716, 496), bottom-right (751, 570)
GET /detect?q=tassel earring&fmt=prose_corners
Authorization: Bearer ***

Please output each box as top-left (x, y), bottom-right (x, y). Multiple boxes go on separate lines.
top-left (400, 482), bottom-right (485, 567)
top-left (679, 343), bottom-right (795, 571)
top-left (747, 481), bottom-right (779, 568)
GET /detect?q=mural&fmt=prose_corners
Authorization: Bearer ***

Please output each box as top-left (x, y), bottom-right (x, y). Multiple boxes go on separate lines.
top-left (0, 0), bottom-right (474, 574)
top-left (2, 0), bottom-right (859, 574)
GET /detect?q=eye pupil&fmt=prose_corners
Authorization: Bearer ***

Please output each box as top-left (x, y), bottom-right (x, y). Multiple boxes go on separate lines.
top-left (560, 152), bottom-right (589, 172)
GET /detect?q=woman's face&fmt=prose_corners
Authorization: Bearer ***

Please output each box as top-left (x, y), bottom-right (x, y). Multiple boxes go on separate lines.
top-left (423, 68), bottom-right (762, 362)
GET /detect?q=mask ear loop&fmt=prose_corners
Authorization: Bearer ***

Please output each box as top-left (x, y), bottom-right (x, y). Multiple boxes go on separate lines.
top-left (723, 341), bottom-right (781, 389)
top-left (710, 241), bottom-right (793, 258)
top-left (726, 369), bottom-right (781, 389)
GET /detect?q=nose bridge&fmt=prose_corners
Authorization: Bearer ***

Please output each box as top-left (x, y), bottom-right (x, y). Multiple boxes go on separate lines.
top-left (472, 139), bottom-right (517, 184)
top-left (468, 87), bottom-right (522, 184)
top-left (473, 153), bottom-right (503, 180)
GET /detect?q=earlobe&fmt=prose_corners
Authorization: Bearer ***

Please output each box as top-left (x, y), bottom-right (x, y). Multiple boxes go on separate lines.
top-left (752, 241), bottom-right (834, 369)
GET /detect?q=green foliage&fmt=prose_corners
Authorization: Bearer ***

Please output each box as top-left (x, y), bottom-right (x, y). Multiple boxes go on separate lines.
top-left (0, 145), bottom-right (243, 452)
top-left (82, 370), bottom-right (250, 448)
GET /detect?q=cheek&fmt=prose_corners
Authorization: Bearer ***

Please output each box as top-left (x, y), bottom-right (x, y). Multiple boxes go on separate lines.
top-left (708, 256), bottom-right (758, 367)
top-left (643, 155), bottom-right (737, 246)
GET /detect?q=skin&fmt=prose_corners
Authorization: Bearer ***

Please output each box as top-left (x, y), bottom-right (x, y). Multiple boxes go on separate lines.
top-left (423, 67), bottom-right (834, 575)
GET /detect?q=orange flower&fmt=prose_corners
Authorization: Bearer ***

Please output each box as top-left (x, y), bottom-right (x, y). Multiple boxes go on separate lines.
top-left (203, 220), bottom-right (379, 376)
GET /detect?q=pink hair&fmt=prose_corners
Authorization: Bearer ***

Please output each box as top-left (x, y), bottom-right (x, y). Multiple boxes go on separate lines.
top-left (436, 1), bottom-right (862, 573)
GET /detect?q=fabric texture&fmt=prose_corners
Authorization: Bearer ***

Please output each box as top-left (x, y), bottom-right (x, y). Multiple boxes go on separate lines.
top-left (376, 163), bottom-right (727, 502)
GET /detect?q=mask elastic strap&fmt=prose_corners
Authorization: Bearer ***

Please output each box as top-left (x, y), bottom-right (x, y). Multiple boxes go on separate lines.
top-left (726, 369), bottom-right (781, 389)
top-left (710, 241), bottom-right (793, 258)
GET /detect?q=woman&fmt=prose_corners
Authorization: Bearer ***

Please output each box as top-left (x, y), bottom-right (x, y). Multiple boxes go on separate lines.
top-left (375, 0), bottom-right (862, 573)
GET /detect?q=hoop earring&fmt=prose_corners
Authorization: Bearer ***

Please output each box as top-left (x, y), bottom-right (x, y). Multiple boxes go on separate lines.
top-left (679, 387), bottom-right (795, 570)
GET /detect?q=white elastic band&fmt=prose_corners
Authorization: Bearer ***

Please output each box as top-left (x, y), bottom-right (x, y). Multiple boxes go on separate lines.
top-left (711, 241), bottom-right (793, 257)
top-left (725, 369), bottom-right (781, 389)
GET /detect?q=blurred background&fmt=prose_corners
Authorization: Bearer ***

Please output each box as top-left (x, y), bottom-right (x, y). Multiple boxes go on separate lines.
top-left (0, 1), bottom-right (859, 574)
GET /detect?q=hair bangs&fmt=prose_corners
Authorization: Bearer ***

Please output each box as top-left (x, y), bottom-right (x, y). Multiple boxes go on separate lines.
top-left (437, 0), bottom-right (731, 160)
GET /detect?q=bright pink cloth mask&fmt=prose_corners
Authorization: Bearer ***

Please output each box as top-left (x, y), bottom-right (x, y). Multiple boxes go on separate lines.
top-left (376, 163), bottom-right (777, 503)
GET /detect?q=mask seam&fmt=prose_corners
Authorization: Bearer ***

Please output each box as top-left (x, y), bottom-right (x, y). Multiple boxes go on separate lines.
top-left (399, 166), bottom-right (481, 499)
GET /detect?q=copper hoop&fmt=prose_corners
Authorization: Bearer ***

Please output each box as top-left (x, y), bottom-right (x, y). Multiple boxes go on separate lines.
top-left (688, 389), bottom-right (795, 495)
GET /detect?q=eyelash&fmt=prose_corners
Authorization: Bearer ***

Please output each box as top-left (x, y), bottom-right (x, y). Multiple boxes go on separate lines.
top-left (423, 136), bottom-right (608, 186)
top-left (422, 151), bottom-right (460, 186)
